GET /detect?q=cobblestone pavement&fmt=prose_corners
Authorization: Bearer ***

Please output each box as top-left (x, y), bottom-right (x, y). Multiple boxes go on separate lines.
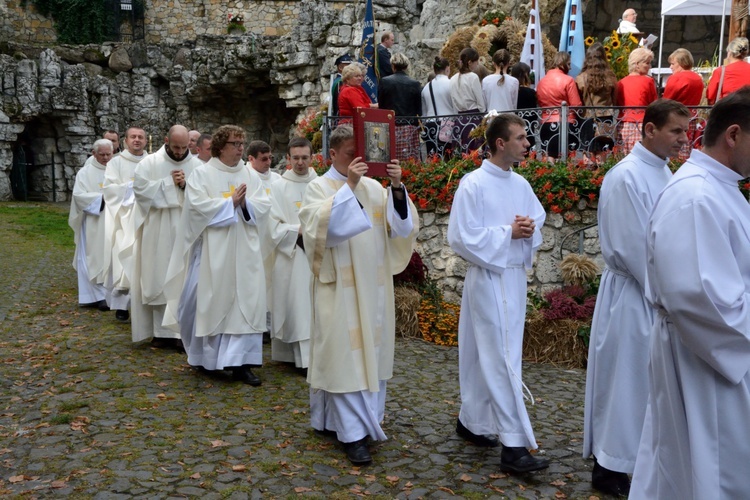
top-left (0, 203), bottom-right (607, 499)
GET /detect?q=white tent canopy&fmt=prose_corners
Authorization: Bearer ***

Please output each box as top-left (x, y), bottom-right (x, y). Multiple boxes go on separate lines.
top-left (657, 0), bottom-right (730, 91)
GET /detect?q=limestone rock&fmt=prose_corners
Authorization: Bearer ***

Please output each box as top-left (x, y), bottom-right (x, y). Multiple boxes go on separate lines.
top-left (109, 47), bottom-right (133, 73)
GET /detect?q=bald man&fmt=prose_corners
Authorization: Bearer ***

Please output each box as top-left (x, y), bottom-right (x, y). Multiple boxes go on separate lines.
top-left (188, 130), bottom-right (201, 155)
top-left (131, 125), bottom-right (202, 347)
top-left (617, 9), bottom-right (641, 35)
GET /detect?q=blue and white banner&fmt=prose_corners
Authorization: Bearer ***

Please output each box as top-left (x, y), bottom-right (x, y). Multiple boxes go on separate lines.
top-left (559, 0), bottom-right (585, 77)
top-left (358, 0), bottom-right (378, 102)
top-left (520, 8), bottom-right (545, 89)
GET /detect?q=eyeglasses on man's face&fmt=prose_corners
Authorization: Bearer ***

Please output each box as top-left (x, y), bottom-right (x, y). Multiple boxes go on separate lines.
top-left (227, 141), bottom-right (245, 148)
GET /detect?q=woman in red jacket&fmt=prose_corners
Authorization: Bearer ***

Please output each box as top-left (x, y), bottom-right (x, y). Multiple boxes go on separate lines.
top-left (616, 48), bottom-right (657, 155)
top-left (663, 48), bottom-right (704, 160)
top-left (536, 51), bottom-right (583, 157)
top-left (707, 37), bottom-right (750, 104)
top-left (337, 62), bottom-right (377, 119)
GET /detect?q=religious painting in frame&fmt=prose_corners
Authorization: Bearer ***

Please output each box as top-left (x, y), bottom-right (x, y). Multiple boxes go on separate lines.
top-left (353, 107), bottom-right (396, 177)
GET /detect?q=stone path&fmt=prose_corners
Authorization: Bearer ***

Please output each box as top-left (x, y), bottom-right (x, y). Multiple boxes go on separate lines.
top-left (0, 203), bottom-right (607, 499)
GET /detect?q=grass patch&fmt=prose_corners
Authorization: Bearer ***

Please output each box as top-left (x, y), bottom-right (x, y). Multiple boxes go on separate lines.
top-left (59, 400), bottom-right (89, 412)
top-left (50, 413), bottom-right (73, 425)
top-left (0, 203), bottom-right (73, 249)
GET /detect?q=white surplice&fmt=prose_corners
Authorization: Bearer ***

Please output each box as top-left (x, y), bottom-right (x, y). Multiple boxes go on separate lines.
top-left (268, 168), bottom-right (317, 368)
top-left (447, 159), bottom-right (546, 449)
top-left (130, 146), bottom-right (201, 342)
top-left (582, 142), bottom-right (672, 473)
top-left (630, 150), bottom-right (750, 499)
top-left (69, 159), bottom-right (108, 304)
top-left (162, 157), bottom-right (271, 369)
top-left (103, 149), bottom-right (147, 309)
top-left (299, 167), bottom-right (417, 443)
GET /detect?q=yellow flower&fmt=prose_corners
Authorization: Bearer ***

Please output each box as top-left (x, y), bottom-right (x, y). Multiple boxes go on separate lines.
top-left (629, 34), bottom-right (639, 45)
top-left (616, 56), bottom-right (624, 63)
top-left (612, 33), bottom-right (620, 43)
top-left (611, 40), bottom-right (621, 49)
top-left (606, 53), bottom-right (612, 61)
top-left (585, 36), bottom-right (595, 47)
top-left (604, 45), bottom-right (612, 53)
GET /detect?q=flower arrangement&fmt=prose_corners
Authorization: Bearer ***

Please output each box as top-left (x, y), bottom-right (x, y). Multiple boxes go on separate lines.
top-left (399, 149), bottom-right (483, 210)
top-left (295, 108), bottom-right (325, 151)
top-left (586, 31), bottom-right (640, 79)
top-left (479, 9), bottom-right (511, 27)
top-left (227, 13), bottom-right (246, 34)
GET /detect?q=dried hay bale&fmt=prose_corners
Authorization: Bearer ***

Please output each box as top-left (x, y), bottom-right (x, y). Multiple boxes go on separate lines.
top-left (523, 310), bottom-right (588, 369)
top-left (441, 26), bottom-right (479, 75)
top-left (394, 286), bottom-right (421, 338)
top-left (472, 24), bottom-right (498, 71)
top-left (560, 254), bottom-right (599, 286)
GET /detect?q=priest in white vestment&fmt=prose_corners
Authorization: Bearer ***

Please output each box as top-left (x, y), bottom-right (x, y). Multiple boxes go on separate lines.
top-left (131, 125), bottom-right (201, 347)
top-left (298, 125), bottom-right (418, 465)
top-left (69, 139), bottom-right (114, 308)
top-left (81, 130), bottom-right (120, 169)
top-left (447, 114), bottom-right (549, 473)
top-left (246, 140), bottom-right (282, 333)
top-left (630, 87), bottom-right (750, 500)
top-left (162, 125), bottom-right (271, 386)
top-left (582, 100), bottom-right (690, 497)
top-left (103, 127), bottom-right (148, 321)
top-left (268, 137), bottom-right (318, 369)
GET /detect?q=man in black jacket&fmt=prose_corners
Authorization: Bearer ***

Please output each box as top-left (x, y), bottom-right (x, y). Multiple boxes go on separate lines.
top-left (378, 53), bottom-right (422, 160)
top-left (377, 32), bottom-right (394, 80)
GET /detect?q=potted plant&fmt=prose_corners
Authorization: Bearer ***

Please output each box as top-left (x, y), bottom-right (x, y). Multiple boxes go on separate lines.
top-left (227, 13), bottom-right (245, 35)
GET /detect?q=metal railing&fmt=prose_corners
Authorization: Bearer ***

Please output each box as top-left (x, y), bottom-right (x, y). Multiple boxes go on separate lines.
top-left (323, 105), bottom-right (711, 160)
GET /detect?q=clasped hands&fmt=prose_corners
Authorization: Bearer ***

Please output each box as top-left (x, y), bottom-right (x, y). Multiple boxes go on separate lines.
top-left (511, 215), bottom-right (536, 239)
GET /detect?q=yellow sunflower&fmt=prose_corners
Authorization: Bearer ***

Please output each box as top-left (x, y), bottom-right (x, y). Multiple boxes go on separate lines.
top-left (606, 53), bottom-right (612, 61)
top-left (585, 36), bottom-right (595, 47)
top-left (616, 56), bottom-right (624, 63)
top-left (611, 40), bottom-right (621, 49)
top-left (604, 45), bottom-right (612, 53)
top-left (629, 34), bottom-right (639, 45)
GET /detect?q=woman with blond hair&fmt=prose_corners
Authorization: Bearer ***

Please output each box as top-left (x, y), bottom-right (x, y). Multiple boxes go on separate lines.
top-left (536, 51), bottom-right (583, 157)
top-left (337, 62), bottom-right (378, 118)
top-left (482, 49), bottom-right (519, 112)
top-left (615, 47), bottom-right (657, 154)
top-left (707, 37), bottom-right (750, 104)
top-left (663, 48), bottom-right (705, 160)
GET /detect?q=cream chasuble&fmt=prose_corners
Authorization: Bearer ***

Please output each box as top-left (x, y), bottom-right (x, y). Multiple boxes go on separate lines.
top-left (69, 159), bottom-right (108, 302)
top-left (103, 149), bottom-right (146, 291)
top-left (268, 168), bottom-right (317, 367)
top-left (298, 169), bottom-right (418, 394)
top-left (163, 157), bottom-right (271, 338)
top-left (130, 146), bottom-right (201, 342)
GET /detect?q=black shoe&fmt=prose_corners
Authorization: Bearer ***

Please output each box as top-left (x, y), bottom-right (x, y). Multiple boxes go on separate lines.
top-left (343, 437), bottom-right (372, 465)
top-left (500, 447), bottom-right (550, 473)
top-left (231, 367), bottom-right (261, 386)
top-left (314, 428), bottom-right (338, 439)
top-left (97, 300), bottom-right (110, 311)
top-left (115, 309), bottom-right (129, 321)
top-left (456, 419), bottom-right (500, 447)
top-left (262, 331), bottom-right (271, 344)
top-left (592, 459), bottom-right (630, 497)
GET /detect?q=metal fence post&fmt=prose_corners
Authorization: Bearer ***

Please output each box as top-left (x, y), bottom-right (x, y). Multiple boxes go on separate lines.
top-left (560, 101), bottom-right (568, 155)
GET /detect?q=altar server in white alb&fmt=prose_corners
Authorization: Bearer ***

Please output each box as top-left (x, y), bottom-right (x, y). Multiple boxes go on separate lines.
top-left (163, 125), bottom-right (271, 386)
top-left (103, 126), bottom-right (148, 321)
top-left (299, 125), bottom-right (418, 466)
top-left (447, 113), bottom-right (549, 473)
top-left (130, 125), bottom-right (201, 347)
top-left (582, 99), bottom-right (690, 497)
top-left (630, 87), bottom-right (750, 499)
top-left (69, 139), bottom-right (114, 309)
top-left (268, 137), bottom-right (318, 370)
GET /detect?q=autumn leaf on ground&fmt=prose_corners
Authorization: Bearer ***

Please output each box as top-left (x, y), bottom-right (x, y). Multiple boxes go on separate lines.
top-left (551, 479), bottom-right (566, 487)
top-left (237, 429), bottom-right (247, 435)
top-left (272, 405), bottom-right (284, 411)
top-left (438, 486), bottom-right (455, 494)
top-left (489, 473), bottom-right (508, 479)
top-left (517, 483), bottom-right (527, 491)
top-left (232, 465), bottom-right (246, 472)
top-left (386, 475), bottom-right (399, 484)
top-left (294, 487), bottom-right (312, 493)
top-left (460, 473), bottom-right (472, 482)
top-left (555, 492), bottom-right (567, 499)
top-left (50, 480), bottom-right (67, 488)
top-left (348, 469), bottom-right (361, 476)
top-left (210, 440), bottom-right (230, 447)
top-left (8, 475), bottom-right (26, 483)
top-left (137, 372), bottom-right (154, 377)
top-left (155, 393), bottom-right (168, 400)
top-left (190, 473), bottom-right (201, 479)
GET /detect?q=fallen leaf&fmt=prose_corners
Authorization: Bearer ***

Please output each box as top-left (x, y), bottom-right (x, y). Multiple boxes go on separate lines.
top-left (517, 483), bottom-right (526, 491)
top-left (137, 372), bottom-right (154, 377)
top-left (59, 320), bottom-right (70, 326)
top-left (349, 469), bottom-right (361, 476)
top-left (50, 480), bottom-right (67, 489)
top-left (272, 405), bottom-right (284, 411)
top-left (386, 475), bottom-right (399, 484)
top-left (190, 473), bottom-right (201, 479)
top-left (551, 479), bottom-right (566, 487)
top-left (210, 440), bottom-right (230, 447)
top-left (237, 429), bottom-right (247, 435)
top-left (438, 486), bottom-right (455, 494)
top-left (156, 394), bottom-right (167, 400)
top-left (294, 487), bottom-right (312, 493)
top-left (9, 475), bottom-right (25, 483)
top-left (555, 492), bottom-right (567, 499)
top-left (460, 473), bottom-right (472, 482)
top-left (232, 465), bottom-right (246, 472)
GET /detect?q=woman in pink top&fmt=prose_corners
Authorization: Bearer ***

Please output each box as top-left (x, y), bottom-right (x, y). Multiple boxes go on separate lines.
top-left (707, 37), bottom-right (750, 104)
top-left (615, 48), bottom-right (657, 154)
top-left (536, 51), bottom-right (583, 157)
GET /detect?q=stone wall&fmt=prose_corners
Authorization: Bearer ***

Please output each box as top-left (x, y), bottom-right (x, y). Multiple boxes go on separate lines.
top-left (417, 206), bottom-right (602, 304)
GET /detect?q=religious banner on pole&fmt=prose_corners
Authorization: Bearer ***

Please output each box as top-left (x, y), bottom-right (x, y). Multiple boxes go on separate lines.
top-left (520, 1), bottom-right (545, 89)
top-left (358, 0), bottom-right (379, 102)
top-left (559, 0), bottom-right (585, 77)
